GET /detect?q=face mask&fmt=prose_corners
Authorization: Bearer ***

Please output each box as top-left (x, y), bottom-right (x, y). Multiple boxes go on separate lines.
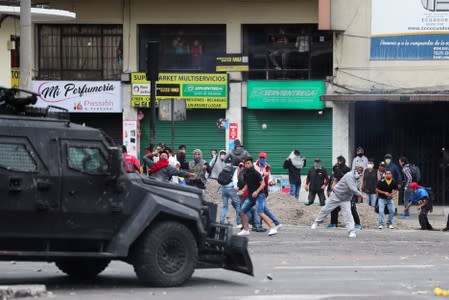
top-left (367, 163), bottom-right (374, 169)
top-left (385, 159), bottom-right (391, 164)
top-left (314, 162), bottom-right (321, 169)
top-left (220, 154), bottom-right (225, 160)
top-left (258, 158), bottom-right (266, 166)
top-left (354, 171), bottom-right (361, 179)
top-left (357, 153), bottom-right (363, 157)
top-left (194, 157), bottom-right (201, 163)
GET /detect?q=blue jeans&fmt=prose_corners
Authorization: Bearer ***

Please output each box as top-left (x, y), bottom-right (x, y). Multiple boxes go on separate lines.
top-left (289, 183), bottom-right (301, 199)
top-left (378, 198), bottom-right (395, 226)
top-left (241, 193), bottom-right (280, 226)
top-left (220, 186), bottom-right (241, 225)
top-left (366, 193), bottom-right (377, 207)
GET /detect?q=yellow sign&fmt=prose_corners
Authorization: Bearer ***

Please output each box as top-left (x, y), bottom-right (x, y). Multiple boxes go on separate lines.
top-left (11, 67), bottom-right (19, 88)
top-left (131, 72), bottom-right (228, 109)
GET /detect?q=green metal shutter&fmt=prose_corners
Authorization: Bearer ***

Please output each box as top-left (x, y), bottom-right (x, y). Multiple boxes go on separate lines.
top-left (140, 109), bottom-right (225, 160)
top-left (243, 109), bottom-right (332, 174)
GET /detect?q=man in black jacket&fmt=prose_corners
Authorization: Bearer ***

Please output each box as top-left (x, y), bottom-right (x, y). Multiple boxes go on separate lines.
top-left (283, 149), bottom-right (306, 199)
top-left (305, 158), bottom-right (329, 206)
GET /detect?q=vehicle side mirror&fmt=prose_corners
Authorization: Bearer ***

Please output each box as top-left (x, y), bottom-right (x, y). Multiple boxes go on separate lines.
top-left (108, 147), bottom-right (122, 178)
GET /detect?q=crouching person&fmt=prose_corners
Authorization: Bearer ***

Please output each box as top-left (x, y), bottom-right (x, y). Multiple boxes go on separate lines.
top-left (404, 182), bottom-right (433, 230)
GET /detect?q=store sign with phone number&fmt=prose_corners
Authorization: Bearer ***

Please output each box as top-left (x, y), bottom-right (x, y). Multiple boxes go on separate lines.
top-left (131, 72), bottom-right (228, 109)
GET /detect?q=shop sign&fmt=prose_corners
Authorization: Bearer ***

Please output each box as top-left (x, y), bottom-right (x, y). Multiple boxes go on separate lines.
top-left (11, 67), bottom-right (19, 88)
top-left (371, 0), bottom-right (449, 60)
top-left (216, 54), bottom-right (249, 72)
top-left (32, 81), bottom-right (122, 113)
top-left (131, 72), bottom-right (228, 109)
top-left (229, 122), bottom-right (238, 140)
top-left (247, 80), bottom-right (325, 110)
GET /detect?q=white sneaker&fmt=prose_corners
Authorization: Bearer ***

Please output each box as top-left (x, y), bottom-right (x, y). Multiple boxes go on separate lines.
top-left (378, 225), bottom-right (383, 229)
top-left (268, 228), bottom-right (278, 236)
top-left (275, 224), bottom-right (283, 231)
top-left (236, 224), bottom-right (243, 229)
top-left (348, 232), bottom-right (357, 238)
top-left (388, 224), bottom-right (394, 229)
top-left (238, 229), bottom-right (250, 236)
top-left (311, 222), bottom-right (318, 229)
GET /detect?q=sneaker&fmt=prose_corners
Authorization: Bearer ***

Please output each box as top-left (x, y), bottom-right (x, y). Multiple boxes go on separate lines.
top-left (275, 224), bottom-right (283, 231)
top-left (311, 222), bottom-right (318, 229)
top-left (355, 224), bottom-right (362, 230)
top-left (326, 224), bottom-right (337, 228)
top-left (237, 229), bottom-right (250, 236)
top-left (268, 228), bottom-right (278, 236)
top-left (236, 224), bottom-right (243, 229)
top-left (348, 232), bottom-right (357, 238)
top-left (378, 225), bottom-right (383, 229)
top-left (254, 227), bottom-right (267, 232)
top-left (388, 224), bottom-right (394, 229)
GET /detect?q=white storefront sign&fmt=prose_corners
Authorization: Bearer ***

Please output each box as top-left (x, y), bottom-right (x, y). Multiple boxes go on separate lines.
top-left (32, 81), bottom-right (122, 113)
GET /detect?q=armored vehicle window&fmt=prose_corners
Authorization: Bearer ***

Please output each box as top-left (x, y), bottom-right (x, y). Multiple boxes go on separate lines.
top-left (68, 146), bottom-right (109, 175)
top-left (0, 143), bottom-right (37, 172)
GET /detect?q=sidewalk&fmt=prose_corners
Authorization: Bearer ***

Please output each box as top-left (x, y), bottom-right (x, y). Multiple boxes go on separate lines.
top-left (396, 205), bottom-right (448, 229)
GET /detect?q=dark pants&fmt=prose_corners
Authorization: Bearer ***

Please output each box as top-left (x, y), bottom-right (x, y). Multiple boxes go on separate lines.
top-left (308, 190), bottom-right (326, 206)
top-left (330, 197), bottom-right (360, 225)
top-left (419, 206), bottom-right (433, 230)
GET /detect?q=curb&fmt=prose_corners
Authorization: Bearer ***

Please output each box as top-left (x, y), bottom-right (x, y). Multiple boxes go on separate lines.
top-left (0, 285), bottom-right (46, 299)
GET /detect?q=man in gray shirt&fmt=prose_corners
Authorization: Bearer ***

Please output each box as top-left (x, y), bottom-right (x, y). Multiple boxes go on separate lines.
top-left (311, 166), bottom-right (367, 238)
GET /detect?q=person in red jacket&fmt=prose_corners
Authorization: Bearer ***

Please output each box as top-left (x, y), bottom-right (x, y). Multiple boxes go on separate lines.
top-left (122, 145), bottom-right (142, 174)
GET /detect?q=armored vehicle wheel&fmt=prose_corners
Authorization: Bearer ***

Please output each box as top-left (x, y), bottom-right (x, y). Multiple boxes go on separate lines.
top-left (55, 258), bottom-right (110, 279)
top-left (132, 221), bottom-right (198, 287)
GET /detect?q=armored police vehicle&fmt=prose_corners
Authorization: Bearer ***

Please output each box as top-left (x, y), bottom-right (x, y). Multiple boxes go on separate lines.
top-left (0, 87), bottom-right (252, 287)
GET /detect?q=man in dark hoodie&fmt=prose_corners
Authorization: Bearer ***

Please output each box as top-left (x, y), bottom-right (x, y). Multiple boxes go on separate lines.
top-left (224, 139), bottom-right (250, 166)
top-left (305, 158), bottom-right (330, 206)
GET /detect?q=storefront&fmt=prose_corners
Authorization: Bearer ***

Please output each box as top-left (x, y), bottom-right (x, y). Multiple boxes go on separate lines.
top-left (244, 80), bottom-right (332, 174)
top-left (32, 80), bottom-right (123, 144)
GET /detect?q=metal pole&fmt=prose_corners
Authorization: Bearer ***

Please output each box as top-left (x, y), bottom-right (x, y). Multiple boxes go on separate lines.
top-left (150, 80), bottom-right (157, 146)
top-left (20, 0), bottom-right (32, 91)
top-left (171, 98), bottom-right (175, 149)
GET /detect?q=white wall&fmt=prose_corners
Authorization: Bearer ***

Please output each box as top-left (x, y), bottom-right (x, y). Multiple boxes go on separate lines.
top-left (0, 18), bottom-right (19, 87)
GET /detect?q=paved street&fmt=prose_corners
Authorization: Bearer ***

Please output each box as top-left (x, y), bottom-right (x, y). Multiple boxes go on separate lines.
top-left (1, 221), bottom-right (449, 300)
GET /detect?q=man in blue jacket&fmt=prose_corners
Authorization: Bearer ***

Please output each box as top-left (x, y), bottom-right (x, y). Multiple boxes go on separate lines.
top-left (404, 182), bottom-right (433, 230)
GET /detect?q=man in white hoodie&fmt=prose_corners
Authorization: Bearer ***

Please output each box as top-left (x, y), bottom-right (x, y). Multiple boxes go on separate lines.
top-left (311, 166), bottom-right (367, 238)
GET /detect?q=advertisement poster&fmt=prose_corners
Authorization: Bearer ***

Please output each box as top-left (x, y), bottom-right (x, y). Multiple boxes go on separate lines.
top-left (371, 0), bottom-right (449, 60)
top-left (228, 122), bottom-right (238, 140)
top-left (130, 72), bottom-right (228, 109)
top-left (32, 81), bottom-right (122, 113)
top-left (123, 120), bottom-right (138, 158)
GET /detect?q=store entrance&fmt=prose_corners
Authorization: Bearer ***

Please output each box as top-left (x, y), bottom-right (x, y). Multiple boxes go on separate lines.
top-left (355, 101), bottom-right (449, 205)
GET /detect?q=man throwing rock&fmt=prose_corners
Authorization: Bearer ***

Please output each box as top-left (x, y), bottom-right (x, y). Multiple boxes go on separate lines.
top-left (311, 166), bottom-right (366, 238)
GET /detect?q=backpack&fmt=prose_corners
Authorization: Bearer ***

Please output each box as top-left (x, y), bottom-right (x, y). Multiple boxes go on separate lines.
top-left (409, 164), bottom-right (421, 183)
top-left (217, 165), bottom-right (234, 185)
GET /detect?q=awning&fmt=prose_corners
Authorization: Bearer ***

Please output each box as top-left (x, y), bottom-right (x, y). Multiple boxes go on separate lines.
top-left (321, 94), bottom-right (449, 102)
top-left (0, 5), bottom-right (76, 21)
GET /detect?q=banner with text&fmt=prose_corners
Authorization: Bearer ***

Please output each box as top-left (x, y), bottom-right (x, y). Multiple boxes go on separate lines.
top-left (33, 81), bottom-right (122, 113)
top-left (371, 0), bottom-right (449, 60)
top-left (131, 72), bottom-right (228, 109)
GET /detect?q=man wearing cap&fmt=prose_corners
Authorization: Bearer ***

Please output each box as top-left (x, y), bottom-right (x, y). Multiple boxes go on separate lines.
top-left (404, 182), bottom-right (433, 230)
top-left (311, 166), bottom-right (367, 238)
top-left (305, 158), bottom-right (330, 206)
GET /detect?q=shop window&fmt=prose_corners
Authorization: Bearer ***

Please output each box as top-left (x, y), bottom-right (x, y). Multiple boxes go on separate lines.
top-left (67, 146), bottom-right (109, 175)
top-left (242, 24), bottom-right (333, 80)
top-left (37, 24), bottom-right (123, 80)
top-left (0, 143), bottom-right (37, 172)
top-left (138, 25), bottom-right (226, 73)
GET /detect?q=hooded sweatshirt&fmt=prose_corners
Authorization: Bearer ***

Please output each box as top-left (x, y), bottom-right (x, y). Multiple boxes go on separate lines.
top-left (332, 171), bottom-right (363, 201)
top-left (224, 146), bottom-right (250, 166)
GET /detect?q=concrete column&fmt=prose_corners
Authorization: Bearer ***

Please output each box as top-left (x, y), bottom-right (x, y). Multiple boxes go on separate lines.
top-left (19, 0), bottom-right (32, 91)
top-left (331, 102), bottom-right (351, 164)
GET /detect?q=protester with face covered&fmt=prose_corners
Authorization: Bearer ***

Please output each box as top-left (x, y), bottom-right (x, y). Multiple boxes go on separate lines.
top-left (327, 155), bottom-right (352, 228)
top-left (187, 149), bottom-right (208, 189)
top-left (208, 149), bottom-right (226, 180)
top-left (283, 149), bottom-right (306, 199)
top-left (384, 153), bottom-right (402, 185)
top-left (311, 167), bottom-right (367, 238)
top-left (362, 158), bottom-right (379, 207)
top-left (254, 152), bottom-right (275, 196)
top-left (352, 146), bottom-right (369, 170)
top-left (223, 139), bottom-right (251, 166)
top-left (149, 151), bottom-right (195, 182)
top-left (305, 158), bottom-right (330, 206)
